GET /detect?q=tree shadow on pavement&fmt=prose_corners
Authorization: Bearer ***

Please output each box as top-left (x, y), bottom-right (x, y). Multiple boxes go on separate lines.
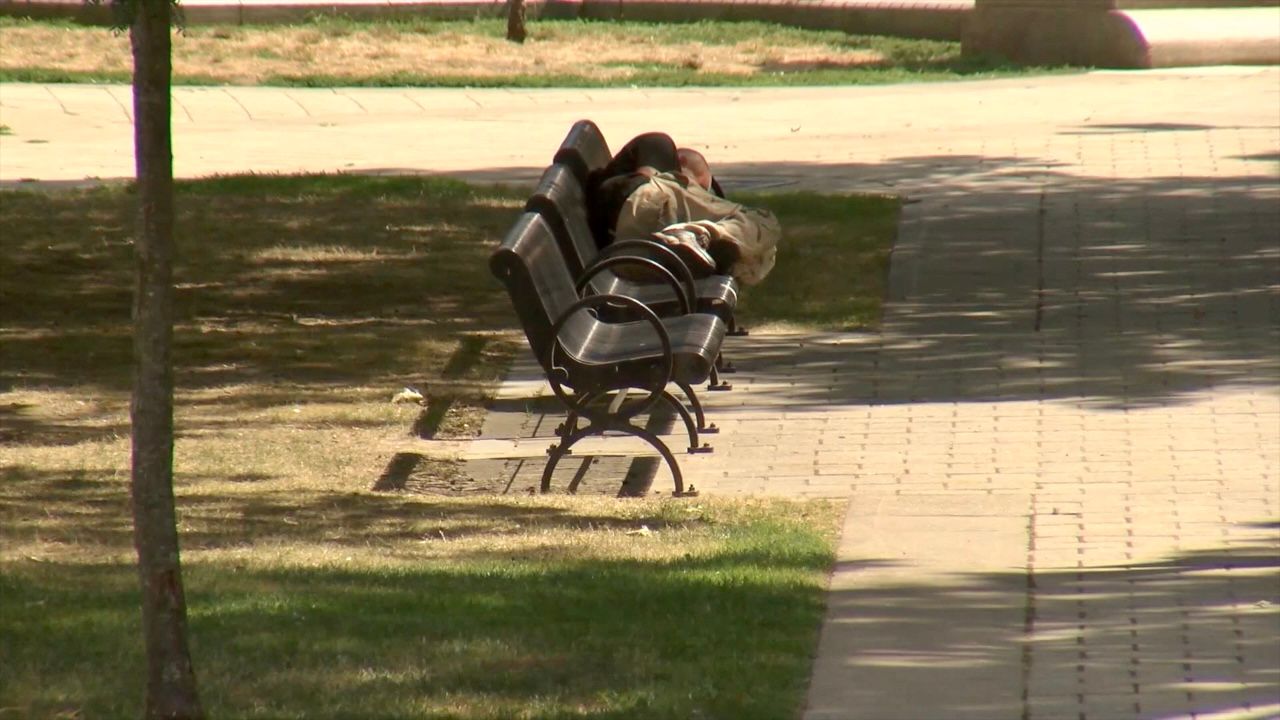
top-left (687, 154), bottom-right (1279, 411)
top-left (811, 528), bottom-right (1280, 719)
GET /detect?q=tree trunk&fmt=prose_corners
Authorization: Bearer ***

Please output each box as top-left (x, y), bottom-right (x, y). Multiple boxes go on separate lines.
top-left (129, 0), bottom-right (204, 717)
top-left (506, 0), bottom-right (527, 43)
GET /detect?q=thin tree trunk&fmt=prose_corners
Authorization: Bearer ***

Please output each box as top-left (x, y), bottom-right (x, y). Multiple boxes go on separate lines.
top-left (506, 0), bottom-right (527, 43)
top-left (129, 0), bottom-right (204, 716)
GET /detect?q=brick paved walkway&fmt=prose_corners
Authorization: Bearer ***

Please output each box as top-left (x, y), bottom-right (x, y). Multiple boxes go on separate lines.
top-left (793, 71), bottom-right (1280, 717)
top-left (2, 67), bottom-right (1277, 718)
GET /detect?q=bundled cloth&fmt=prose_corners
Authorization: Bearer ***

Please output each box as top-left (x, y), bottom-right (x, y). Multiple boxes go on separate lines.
top-left (613, 172), bottom-right (781, 286)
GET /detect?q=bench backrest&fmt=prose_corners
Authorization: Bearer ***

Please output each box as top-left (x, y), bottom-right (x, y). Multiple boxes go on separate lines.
top-left (489, 212), bottom-right (598, 372)
top-left (552, 119), bottom-right (611, 188)
top-left (525, 163), bottom-right (600, 279)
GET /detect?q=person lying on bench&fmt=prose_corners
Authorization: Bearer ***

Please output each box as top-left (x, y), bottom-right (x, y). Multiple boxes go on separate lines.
top-left (585, 132), bottom-right (722, 246)
top-left (586, 132), bottom-right (780, 287)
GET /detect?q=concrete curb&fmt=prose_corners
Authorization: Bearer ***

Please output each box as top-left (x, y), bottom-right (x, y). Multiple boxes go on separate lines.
top-left (1132, 7), bottom-right (1280, 66)
top-left (965, 3), bottom-right (1280, 68)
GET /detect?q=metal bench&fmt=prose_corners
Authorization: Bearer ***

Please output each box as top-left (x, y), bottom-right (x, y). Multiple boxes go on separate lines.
top-left (526, 162), bottom-right (741, 390)
top-left (552, 118), bottom-right (611, 188)
top-left (526, 163), bottom-right (741, 329)
top-left (490, 212), bottom-right (727, 496)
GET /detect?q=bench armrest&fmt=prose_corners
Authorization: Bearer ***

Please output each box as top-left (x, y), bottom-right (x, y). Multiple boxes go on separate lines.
top-left (576, 255), bottom-right (693, 316)
top-left (596, 239), bottom-right (699, 307)
top-left (546, 293), bottom-right (673, 417)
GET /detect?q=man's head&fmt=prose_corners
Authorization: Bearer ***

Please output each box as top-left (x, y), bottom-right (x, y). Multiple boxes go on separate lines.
top-left (677, 147), bottom-right (714, 191)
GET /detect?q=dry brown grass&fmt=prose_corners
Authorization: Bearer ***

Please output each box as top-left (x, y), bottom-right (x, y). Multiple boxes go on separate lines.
top-left (0, 19), bottom-right (888, 84)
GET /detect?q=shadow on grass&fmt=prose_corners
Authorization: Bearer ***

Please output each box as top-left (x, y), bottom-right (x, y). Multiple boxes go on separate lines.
top-left (0, 400), bottom-right (130, 446)
top-left (0, 175), bottom-right (896, 446)
top-left (0, 176), bottom-right (528, 440)
top-left (0, 500), bottom-right (833, 719)
top-left (2, 462), bottom-right (823, 551)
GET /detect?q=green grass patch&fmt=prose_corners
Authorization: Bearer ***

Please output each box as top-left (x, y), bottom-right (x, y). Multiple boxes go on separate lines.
top-left (0, 66), bottom-right (126, 84)
top-left (255, 65), bottom-right (1035, 89)
top-left (738, 191), bottom-right (898, 329)
top-left (0, 494), bottom-right (843, 719)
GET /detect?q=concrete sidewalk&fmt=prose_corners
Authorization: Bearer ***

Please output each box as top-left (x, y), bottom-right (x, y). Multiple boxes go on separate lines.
top-left (2, 69), bottom-right (1279, 718)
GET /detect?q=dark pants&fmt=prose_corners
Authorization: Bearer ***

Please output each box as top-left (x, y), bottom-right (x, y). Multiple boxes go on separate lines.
top-left (585, 133), bottom-right (681, 248)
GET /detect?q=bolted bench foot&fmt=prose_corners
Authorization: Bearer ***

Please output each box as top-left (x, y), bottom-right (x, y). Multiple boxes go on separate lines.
top-left (541, 421), bottom-right (686, 496)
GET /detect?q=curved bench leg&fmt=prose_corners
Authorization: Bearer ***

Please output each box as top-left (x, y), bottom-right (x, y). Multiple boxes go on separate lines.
top-left (676, 381), bottom-right (717, 435)
top-left (542, 424), bottom-right (595, 493)
top-left (621, 424), bottom-right (686, 497)
top-left (541, 421), bottom-right (689, 496)
top-left (659, 390), bottom-right (709, 453)
top-left (707, 367), bottom-right (732, 392)
top-left (557, 389), bottom-right (605, 439)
